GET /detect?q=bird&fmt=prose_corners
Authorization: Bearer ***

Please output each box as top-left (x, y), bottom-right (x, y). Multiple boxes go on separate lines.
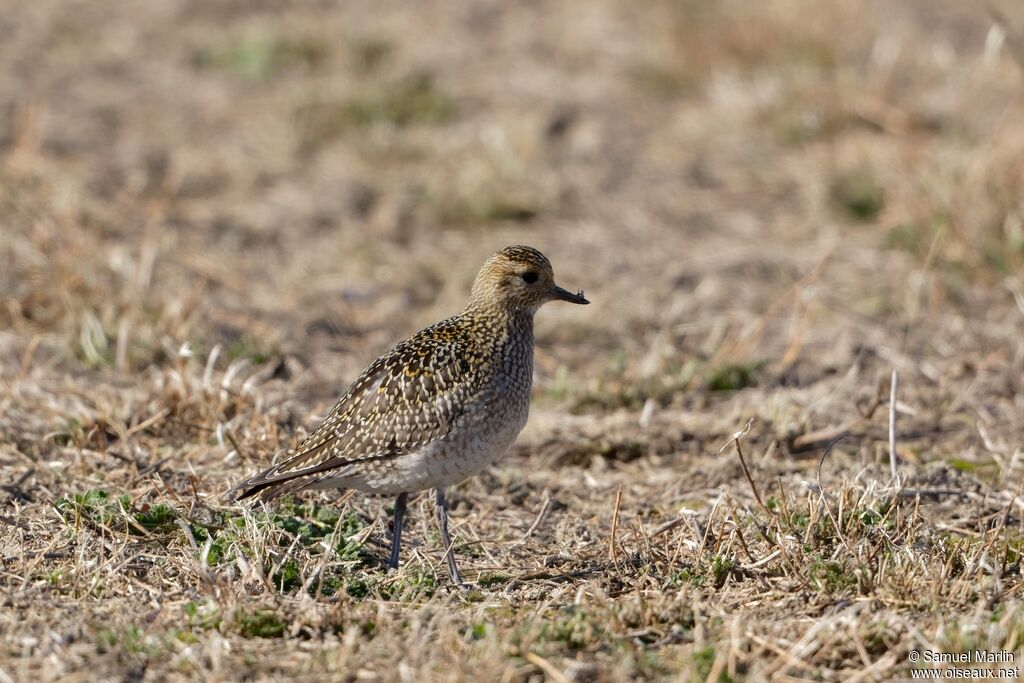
top-left (227, 245), bottom-right (589, 586)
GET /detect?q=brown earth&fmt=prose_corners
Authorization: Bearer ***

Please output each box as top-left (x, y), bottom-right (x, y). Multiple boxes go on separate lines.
top-left (2, 0), bottom-right (1024, 680)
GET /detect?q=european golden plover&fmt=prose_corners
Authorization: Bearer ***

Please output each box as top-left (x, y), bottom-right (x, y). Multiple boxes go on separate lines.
top-left (227, 245), bottom-right (588, 585)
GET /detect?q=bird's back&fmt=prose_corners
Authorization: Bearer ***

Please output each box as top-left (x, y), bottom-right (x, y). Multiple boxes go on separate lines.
top-left (228, 306), bottom-right (535, 501)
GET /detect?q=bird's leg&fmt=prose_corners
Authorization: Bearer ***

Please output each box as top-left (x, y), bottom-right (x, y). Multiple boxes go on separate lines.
top-left (435, 487), bottom-right (464, 587)
top-left (387, 492), bottom-right (408, 570)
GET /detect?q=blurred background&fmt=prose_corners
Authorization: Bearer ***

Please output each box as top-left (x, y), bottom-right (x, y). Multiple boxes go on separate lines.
top-left (2, 0), bottom-right (1022, 407)
top-left (3, 0), bottom-right (1024, 679)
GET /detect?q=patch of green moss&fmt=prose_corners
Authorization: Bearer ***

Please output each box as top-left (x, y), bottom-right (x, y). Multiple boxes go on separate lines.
top-left (693, 646), bottom-right (734, 683)
top-left (191, 500), bottom-right (369, 595)
top-left (297, 73), bottom-right (456, 149)
top-left (435, 193), bottom-right (540, 226)
top-left (134, 503), bottom-right (177, 533)
top-left (237, 609), bottom-right (287, 638)
top-left (710, 555), bottom-right (736, 588)
top-left (477, 573), bottom-right (511, 587)
top-left (55, 489), bottom-right (178, 536)
top-left (184, 601), bottom-right (222, 631)
top-left (670, 567), bottom-right (705, 588)
top-left (343, 568), bottom-right (436, 601)
top-left (226, 335), bottom-right (279, 365)
top-left (194, 36), bottom-right (329, 80)
top-left (809, 557), bottom-right (857, 593)
top-left (707, 363), bottom-right (762, 391)
top-left (96, 626), bottom-right (150, 655)
top-left (540, 606), bottom-right (602, 650)
top-left (830, 167), bottom-right (885, 222)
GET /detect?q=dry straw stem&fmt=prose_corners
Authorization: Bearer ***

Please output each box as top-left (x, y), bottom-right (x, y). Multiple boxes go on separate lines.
top-left (608, 483), bottom-right (622, 565)
top-left (524, 651), bottom-right (571, 683)
top-left (720, 418), bottom-right (770, 518)
top-left (888, 369), bottom-right (899, 481)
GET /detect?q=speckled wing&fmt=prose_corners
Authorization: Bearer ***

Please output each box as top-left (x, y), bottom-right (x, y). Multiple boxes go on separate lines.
top-left (227, 317), bottom-right (480, 502)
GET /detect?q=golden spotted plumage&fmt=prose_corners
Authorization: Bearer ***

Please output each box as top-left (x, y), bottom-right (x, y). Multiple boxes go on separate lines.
top-left (226, 245), bottom-right (589, 585)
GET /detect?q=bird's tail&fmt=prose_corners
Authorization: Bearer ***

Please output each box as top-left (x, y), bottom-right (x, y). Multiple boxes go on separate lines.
top-left (226, 457), bottom-right (357, 504)
top-left (226, 473), bottom-right (324, 504)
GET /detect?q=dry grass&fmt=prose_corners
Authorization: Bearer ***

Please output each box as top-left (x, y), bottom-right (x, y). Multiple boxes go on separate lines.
top-left (3, 0), bottom-right (1024, 680)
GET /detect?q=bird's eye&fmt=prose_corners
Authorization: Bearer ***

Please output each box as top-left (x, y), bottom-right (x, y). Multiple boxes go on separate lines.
top-left (521, 271), bottom-right (538, 284)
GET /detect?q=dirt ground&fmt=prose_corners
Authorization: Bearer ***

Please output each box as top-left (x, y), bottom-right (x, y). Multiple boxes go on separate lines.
top-left (2, 0), bottom-right (1024, 680)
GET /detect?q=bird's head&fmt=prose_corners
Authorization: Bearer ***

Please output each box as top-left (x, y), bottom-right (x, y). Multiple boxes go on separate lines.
top-left (469, 245), bottom-right (589, 313)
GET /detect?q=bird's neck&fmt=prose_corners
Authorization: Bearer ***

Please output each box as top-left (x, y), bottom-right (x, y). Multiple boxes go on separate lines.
top-left (464, 301), bottom-right (535, 347)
